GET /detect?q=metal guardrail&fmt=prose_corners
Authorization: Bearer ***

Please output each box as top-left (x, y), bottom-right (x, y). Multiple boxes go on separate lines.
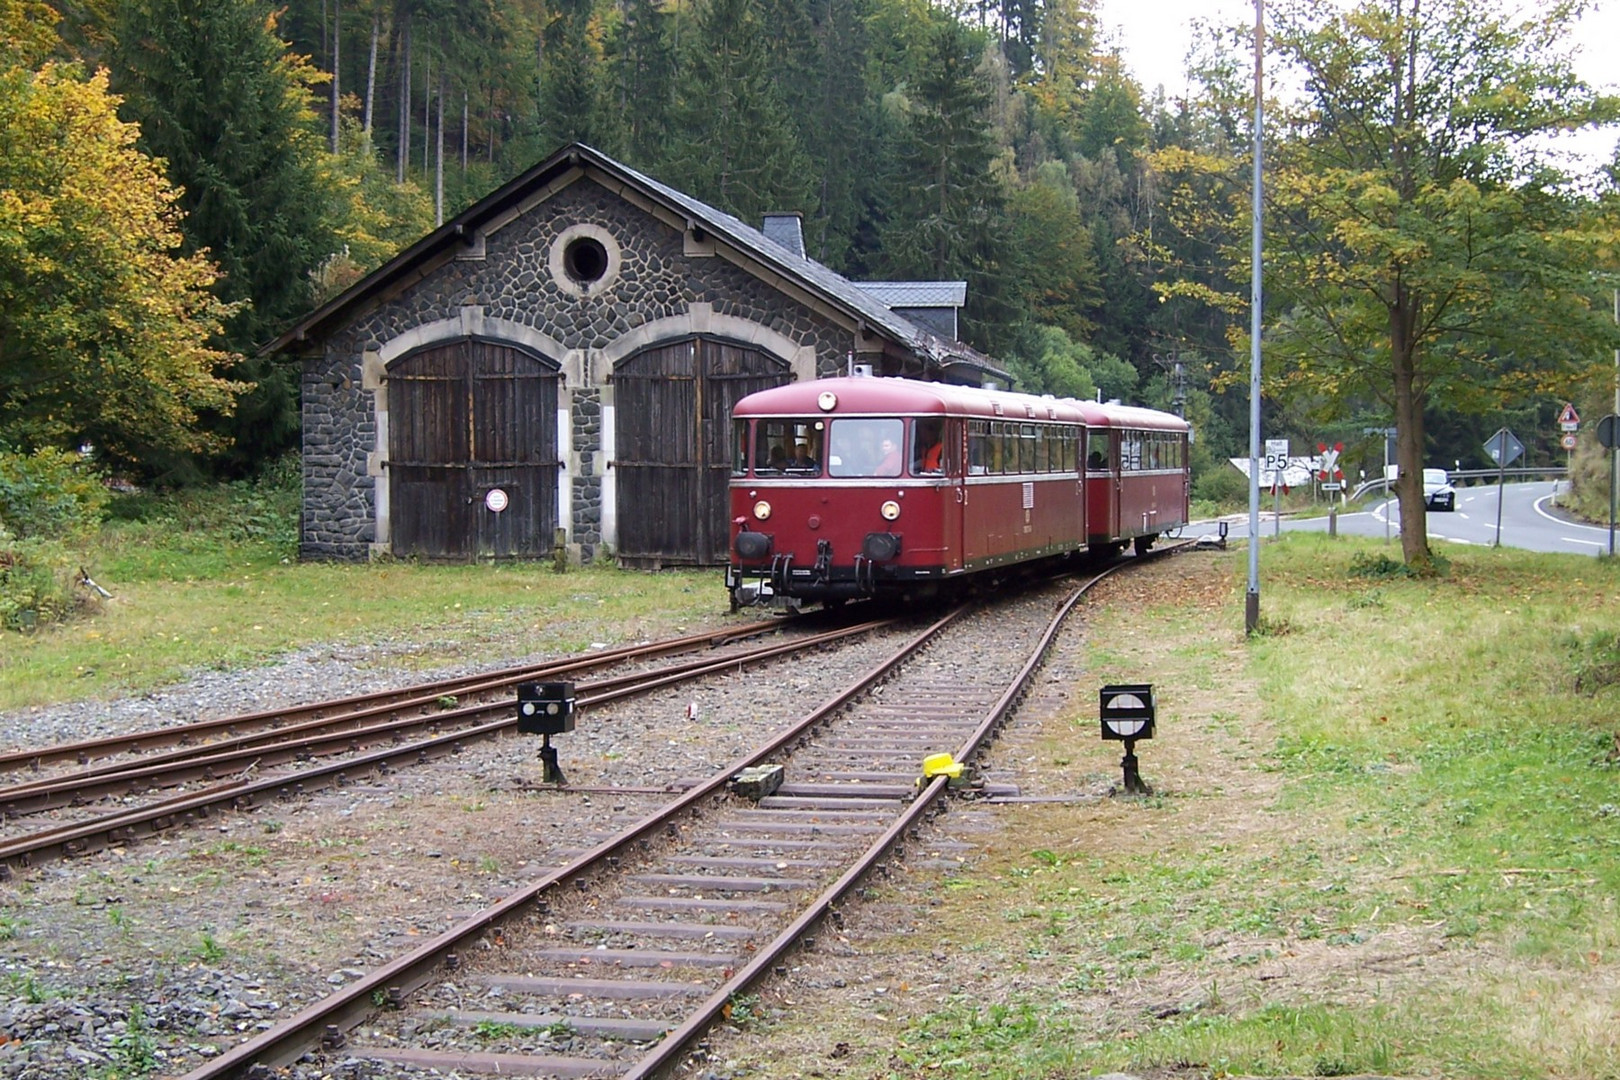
top-left (1348, 467), bottom-right (1567, 501)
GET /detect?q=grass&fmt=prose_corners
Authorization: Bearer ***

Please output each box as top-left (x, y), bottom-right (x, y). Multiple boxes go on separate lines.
top-left (0, 474), bottom-right (727, 711)
top-left (714, 533), bottom-right (1620, 1079)
top-left (9, 479), bottom-right (1620, 1077)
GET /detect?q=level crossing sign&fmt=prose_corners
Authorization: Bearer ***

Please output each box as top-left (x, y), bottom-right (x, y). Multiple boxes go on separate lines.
top-left (1316, 441), bottom-right (1344, 485)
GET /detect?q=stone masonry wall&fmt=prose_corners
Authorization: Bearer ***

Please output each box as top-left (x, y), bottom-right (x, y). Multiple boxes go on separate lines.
top-left (302, 174), bottom-right (860, 561)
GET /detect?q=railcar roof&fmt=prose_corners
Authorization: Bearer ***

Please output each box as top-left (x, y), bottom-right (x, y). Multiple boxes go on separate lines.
top-left (733, 377), bottom-right (1091, 423)
top-left (1075, 400), bottom-right (1191, 433)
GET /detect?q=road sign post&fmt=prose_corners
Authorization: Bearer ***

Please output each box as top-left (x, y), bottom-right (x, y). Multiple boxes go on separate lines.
top-left (1601, 414), bottom-right (1620, 557)
top-left (1484, 428), bottom-right (1524, 548)
top-left (1555, 405), bottom-right (1580, 507)
top-left (1265, 438), bottom-right (1288, 538)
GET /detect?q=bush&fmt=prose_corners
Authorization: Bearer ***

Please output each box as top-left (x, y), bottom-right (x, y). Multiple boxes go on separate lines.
top-left (0, 448), bottom-right (110, 540)
top-left (0, 538), bottom-right (95, 632)
top-left (1193, 462), bottom-right (1250, 509)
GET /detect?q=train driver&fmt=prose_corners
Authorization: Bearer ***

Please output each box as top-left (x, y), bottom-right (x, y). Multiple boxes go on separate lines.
top-left (916, 420), bottom-right (943, 473)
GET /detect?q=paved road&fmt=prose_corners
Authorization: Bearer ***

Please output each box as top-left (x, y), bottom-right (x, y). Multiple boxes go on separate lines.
top-left (1208, 481), bottom-right (1618, 556)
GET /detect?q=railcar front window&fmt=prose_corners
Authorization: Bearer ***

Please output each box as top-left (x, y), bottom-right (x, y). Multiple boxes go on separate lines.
top-left (828, 418), bottom-right (905, 478)
top-left (749, 419), bottom-right (824, 475)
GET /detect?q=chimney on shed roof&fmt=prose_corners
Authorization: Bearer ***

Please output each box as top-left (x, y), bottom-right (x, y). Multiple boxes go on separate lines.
top-left (762, 211), bottom-right (805, 258)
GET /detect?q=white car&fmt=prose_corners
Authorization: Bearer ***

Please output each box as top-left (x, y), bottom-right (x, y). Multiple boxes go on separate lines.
top-left (1423, 468), bottom-right (1456, 512)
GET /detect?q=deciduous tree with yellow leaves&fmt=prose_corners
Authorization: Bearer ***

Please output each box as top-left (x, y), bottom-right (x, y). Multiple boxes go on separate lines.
top-left (0, 6), bottom-right (242, 473)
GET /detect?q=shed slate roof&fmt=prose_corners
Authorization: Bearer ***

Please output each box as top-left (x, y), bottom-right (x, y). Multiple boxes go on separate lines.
top-left (854, 281), bottom-right (967, 308)
top-left (263, 143), bottom-right (1010, 385)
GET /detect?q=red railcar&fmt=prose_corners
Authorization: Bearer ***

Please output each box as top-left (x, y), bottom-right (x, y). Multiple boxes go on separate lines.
top-left (1079, 401), bottom-right (1192, 556)
top-left (726, 376), bottom-right (1096, 605)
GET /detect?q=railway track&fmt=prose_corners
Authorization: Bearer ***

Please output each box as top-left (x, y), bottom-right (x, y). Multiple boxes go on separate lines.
top-left (0, 614), bottom-right (901, 874)
top-left (172, 550), bottom-right (1167, 1080)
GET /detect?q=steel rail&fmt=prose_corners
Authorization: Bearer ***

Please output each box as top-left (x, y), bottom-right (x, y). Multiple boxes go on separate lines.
top-left (177, 548), bottom-right (1197, 1078)
top-left (0, 618), bottom-right (896, 819)
top-left (173, 605), bottom-right (966, 1080)
top-left (615, 560), bottom-right (1138, 1080)
top-left (0, 618), bottom-right (899, 875)
top-left (0, 619), bottom-right (788, 776)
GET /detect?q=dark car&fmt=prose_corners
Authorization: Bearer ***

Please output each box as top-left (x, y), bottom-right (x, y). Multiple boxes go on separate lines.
top-left (1423, 468), bottom-right (1456, 512)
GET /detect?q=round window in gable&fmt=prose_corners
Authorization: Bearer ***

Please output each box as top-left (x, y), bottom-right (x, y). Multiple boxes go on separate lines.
top-left (564, 236), bottom-right (609, 284)
top-left (548, 224), bottom-right (622, 298)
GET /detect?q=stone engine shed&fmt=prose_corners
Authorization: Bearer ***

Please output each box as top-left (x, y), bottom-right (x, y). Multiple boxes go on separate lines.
top-left (268, 142), bottom-right (1002, 565)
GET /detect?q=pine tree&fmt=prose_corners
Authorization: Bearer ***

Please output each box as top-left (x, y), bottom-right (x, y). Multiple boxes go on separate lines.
top-left (109, 0), bottom-right (342, 475)
top-left (538, 0), bottom-right (608, 150)
top-left (664, 0), bottom-right (815, 226)
top-left (786, 0), bottom-right (881, 268)
top-left (608, 0), bottom-right (677, 165)
top-left (878, 19), bottom-right (1012, 350)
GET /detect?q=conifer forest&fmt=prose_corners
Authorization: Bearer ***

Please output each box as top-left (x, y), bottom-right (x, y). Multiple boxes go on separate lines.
top-left (2, 0), bottom-right (1617, 517)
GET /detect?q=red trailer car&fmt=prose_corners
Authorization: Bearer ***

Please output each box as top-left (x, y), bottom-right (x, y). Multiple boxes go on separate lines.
top-left (1079, 400), bottom-right (1192, 556)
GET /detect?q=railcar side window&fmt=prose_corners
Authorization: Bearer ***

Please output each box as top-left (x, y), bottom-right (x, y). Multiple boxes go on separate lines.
top-left (1122, 433), bottom-right (1142, 471)
top-left (733, 420), bottom-right (751, 475)
top-left (968, 420), bottom-right (989, 474)
top-left (1086, 428), bottom-right (1108, 470)
top-left (827, 418), bottom-right (904, 478)
top-left (912, 418), bottom-right (945, 474)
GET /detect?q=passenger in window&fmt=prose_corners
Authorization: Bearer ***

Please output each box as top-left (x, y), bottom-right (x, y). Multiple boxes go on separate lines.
top-left (1087, 448), bottom-right (1107, 470)
top-left (875, 434), bottom-right (902, 476)
top-left (790, 442), bottom-right (817, 470)
top-left (765, 445), bottom-right (788, 471)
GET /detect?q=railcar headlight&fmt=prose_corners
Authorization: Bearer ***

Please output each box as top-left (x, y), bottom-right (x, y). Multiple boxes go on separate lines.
top-left (753, 500), bottom-right (772, 521)
top-left (880, 500), bottom-right (901, 521)
top-left (818, 391), bottom-right (838, 411)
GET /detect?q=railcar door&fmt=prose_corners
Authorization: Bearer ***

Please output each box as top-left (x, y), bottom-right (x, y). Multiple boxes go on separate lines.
top-left (1084, 425), bottom-right (1117, 544)
top-left (941, 418), bottom-right (967, 572)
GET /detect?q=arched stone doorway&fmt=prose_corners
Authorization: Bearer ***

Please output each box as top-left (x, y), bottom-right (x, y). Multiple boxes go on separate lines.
top-left (613, 337), bottom-right (791, 565)
top-left (387, 338), bottom-right (561, 560)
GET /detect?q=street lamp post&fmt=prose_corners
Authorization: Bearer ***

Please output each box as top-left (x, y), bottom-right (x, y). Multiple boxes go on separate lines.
top-left (1246, 0), bottom-right (1264, 634)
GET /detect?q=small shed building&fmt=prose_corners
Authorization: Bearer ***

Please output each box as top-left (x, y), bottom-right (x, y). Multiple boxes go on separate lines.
top-left (267, 142), bottom-right (1003, 566)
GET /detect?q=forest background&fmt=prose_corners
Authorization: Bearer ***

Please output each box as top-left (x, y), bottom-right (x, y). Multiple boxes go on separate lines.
top-left (2, 0), bottom-right (1619, 522)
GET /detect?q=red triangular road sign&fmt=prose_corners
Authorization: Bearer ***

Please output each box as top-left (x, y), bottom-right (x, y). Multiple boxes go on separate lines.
top-left (1558, 403), bottom-right (1580, 425)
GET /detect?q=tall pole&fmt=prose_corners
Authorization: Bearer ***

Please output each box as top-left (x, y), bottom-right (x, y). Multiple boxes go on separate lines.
top-left (1383, 433), bottom-right (1391, 544)
top-left (1610, 288), bottom-right (1617, 557)
top-left (1246, 0), bottom-right (1265, 634)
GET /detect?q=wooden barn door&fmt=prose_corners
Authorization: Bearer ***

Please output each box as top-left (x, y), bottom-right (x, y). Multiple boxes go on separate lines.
top-left (614, 338), bottom-right (789, 565)
top-left (389, 340), bottom-right (559, 560)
